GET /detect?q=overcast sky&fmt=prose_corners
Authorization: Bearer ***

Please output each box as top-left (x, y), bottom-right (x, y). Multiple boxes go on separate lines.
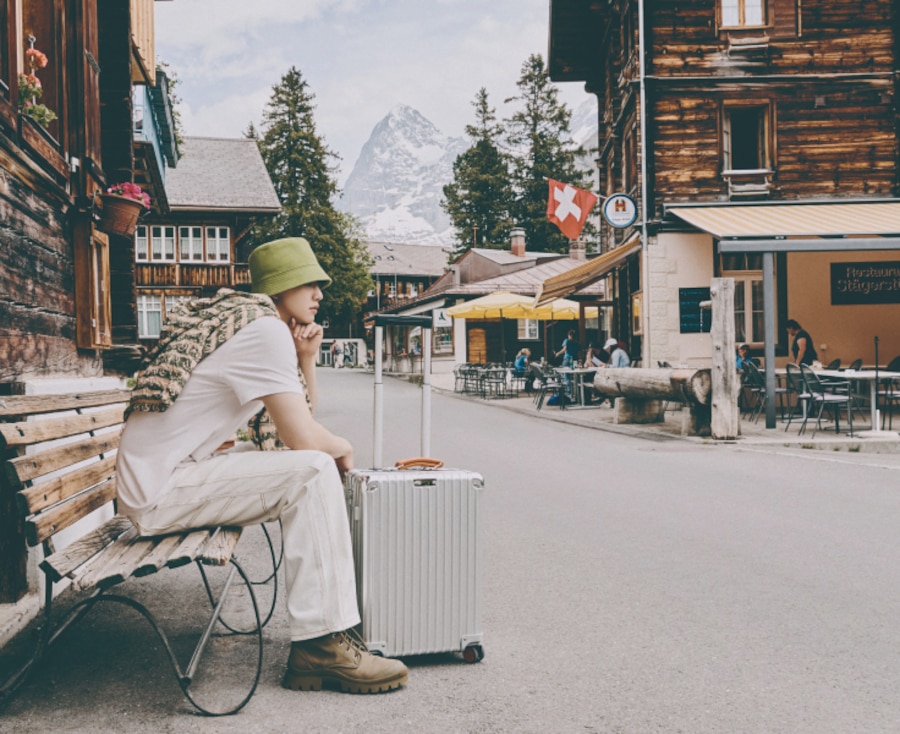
top-left (153, 0), bottom-right (590, 183)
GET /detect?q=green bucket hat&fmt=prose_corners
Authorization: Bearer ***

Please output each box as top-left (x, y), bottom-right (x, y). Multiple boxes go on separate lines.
top-left (248, 237), bottom-right (332, 295)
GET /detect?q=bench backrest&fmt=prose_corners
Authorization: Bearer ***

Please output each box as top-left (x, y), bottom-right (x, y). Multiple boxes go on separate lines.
top-left (0, 389), bottom-right (131, 547)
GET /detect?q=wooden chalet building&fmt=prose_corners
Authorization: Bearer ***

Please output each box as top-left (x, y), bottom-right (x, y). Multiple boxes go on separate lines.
top-left (546, 0), bottom-right (900, 378)
top-left (0, 1), bottom-right (175, 634)
top-left (365, 240), bottom-right (449, 313)
top-left (133, 136), bottom-right (280, 347)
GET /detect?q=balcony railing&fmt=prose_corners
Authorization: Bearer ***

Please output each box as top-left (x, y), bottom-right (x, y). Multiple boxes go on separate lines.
top-left (135, 262), bottom-right (250, 289)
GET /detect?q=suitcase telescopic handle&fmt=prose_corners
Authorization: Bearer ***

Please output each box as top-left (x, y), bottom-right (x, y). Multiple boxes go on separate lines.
top-left (394, 457), bottom-right (445, 470)
top-left (373, 315), bottom-right (433, 469)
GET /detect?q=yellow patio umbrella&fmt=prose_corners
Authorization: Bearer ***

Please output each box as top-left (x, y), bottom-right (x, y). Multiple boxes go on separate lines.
top-left (445, 292), bottom-right (541, 319)
top-left (447, 291), bottom-right (597, 321)
top-left (538, 298), bottom-right (599, 320)
top-left (446, 292), bottom-right (597, 320)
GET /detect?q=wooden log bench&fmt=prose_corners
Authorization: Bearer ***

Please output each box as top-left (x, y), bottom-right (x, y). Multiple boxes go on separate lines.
top-left (592, 368), bottom-right (713, 436)
top-left (0, 388), bottom-right (280, 716)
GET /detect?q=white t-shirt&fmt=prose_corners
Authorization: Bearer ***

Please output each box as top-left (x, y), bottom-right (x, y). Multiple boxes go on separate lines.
top-left (116, 317), bottom-right (304, 513)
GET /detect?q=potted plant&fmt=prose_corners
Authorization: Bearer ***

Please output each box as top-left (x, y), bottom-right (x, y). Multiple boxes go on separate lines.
top-left (18, 40), bottom-right (57, 128)
top-left (95, 182), bottom-right (152, 238)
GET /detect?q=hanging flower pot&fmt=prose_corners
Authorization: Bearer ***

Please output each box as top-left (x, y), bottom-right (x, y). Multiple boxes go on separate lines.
top-left (93, 183), bottom-right (151, 238)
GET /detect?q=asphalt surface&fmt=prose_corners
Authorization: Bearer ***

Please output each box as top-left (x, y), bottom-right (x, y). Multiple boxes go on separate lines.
top-left (3, 368), bottom-right (900, 733)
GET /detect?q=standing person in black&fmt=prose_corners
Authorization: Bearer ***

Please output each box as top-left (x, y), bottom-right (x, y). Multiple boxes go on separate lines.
top-left (786, 319), bottom-right (818, 366)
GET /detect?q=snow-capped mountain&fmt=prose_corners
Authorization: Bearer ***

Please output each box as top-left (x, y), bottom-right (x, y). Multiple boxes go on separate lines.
top-left (338, 105), bottom-right (466, 246)
top-left (339, 99), bottom-right (597, 246)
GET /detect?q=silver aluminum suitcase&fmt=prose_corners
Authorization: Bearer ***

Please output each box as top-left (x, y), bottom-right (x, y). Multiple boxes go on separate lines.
top-left (345, 315), bottom-right (485, 662)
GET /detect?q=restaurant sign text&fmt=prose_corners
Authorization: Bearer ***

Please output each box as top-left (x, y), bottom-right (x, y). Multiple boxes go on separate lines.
top-left (831, 261), bottom-right (900, 305)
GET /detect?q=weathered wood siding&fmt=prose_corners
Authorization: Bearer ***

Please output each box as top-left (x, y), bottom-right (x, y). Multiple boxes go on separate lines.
top-left (0, 152), bottom-right (101, 384)
top-left (644, 0), bottom-right (898, 213)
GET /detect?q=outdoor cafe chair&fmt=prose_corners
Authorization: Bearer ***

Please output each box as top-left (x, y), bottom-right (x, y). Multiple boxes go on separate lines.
top-left (800, 364), bottom-right (856, 437)
top-left (535, 366), bottom-right (564, 410)
top-left (877, 356), bottom-right (900, 429)
top-left (743, 361), bottom-right (785, 423)
top-left (825, 358), bottom-right (842, 370)
top-left (843, 358), bottom-right (865, 404)
top-left (453, 363), bottom-right (469, 393)
top-left (784, 363), bottom-right (812, 433)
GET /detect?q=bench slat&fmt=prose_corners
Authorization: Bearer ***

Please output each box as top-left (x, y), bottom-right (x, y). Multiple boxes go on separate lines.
top-left (0, 406), bottom-right (126, 449)
top-left (25, 477), bottom-right (118, 546)
top-left (39, 515), bottom-right (134, 583)
top-left (72, 526), bottom-right (141, 590)
top-left (165, 530), bottom-right (215, 569)
top-left (82, 534), bottom-right (164, 590)
top-left (132, 534), bottom-right (188, 577)
top-left (0, 389), bottom-right (131, 418)
top-left (6, 432), bottom-right (120, 487)
top-left (17, 454), bottom-right (117, 515)
top-left (201, 527), bottom-right (243, 566)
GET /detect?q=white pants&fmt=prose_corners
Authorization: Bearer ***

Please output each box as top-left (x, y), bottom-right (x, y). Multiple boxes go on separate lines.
top-left (127, 449), bottom-right (360, 641)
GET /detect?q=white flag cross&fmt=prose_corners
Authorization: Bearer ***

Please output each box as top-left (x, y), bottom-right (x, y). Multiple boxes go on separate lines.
top-left (553, 184), bottom-right (582, 222)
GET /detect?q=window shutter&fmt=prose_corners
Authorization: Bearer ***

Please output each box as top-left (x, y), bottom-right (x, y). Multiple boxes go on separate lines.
top-left (770, 0), bottom-right (799, 39)
top-left (80, 0), bottom-right (102, 164)
top-left (74, 220), bottom-right (112, 348)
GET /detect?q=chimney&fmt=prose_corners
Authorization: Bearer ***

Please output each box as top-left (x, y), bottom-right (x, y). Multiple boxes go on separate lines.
top-left (510, 228), bottom-right (526, 257)
top-left (569, 239), bottom-right (586, 261)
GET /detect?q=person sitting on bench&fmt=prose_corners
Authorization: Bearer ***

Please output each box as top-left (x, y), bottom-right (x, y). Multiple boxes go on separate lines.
top-left (116, 237), bottom-right (408, 694)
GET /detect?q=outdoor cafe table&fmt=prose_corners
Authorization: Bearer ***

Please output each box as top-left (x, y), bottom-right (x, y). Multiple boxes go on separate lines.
top-left (815, 368), bottom-right (900, 433)
top-left (554, 366), bottom-right (599, 408)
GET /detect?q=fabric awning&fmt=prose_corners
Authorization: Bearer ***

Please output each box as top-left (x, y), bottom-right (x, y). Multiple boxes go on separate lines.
top-left (534, 237), bottom-right (641, 306)
top-left (668, 202), bottom-right (900, 252)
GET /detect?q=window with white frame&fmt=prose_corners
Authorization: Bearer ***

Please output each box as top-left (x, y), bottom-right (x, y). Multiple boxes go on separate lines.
top-left (135, 225), bottom-right (149, 261)
top-left (720, 0), bottom-right (765, 27)
top-left (150, 226), bottom-right (176, 262)
top-left (206, 226), bottom-right (230, 262)
top-left (517, 319), bottom-right (540, 341)
top-left (137, 294), bottom-right (163, 338)
top-left (720, 253), bottom-right (767, 344)
top-left (723, 103), bottom-right (770, 173)
top-left (179, 226), bottom-right (204, 261)
top-left (433, 326), bottom-right (453, 354)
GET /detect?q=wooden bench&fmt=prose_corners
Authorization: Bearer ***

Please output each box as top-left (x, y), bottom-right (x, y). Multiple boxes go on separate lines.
top-left (592, 367), bottom-right (713, 435)
top-left (0, 388), bottom-right (279, 716)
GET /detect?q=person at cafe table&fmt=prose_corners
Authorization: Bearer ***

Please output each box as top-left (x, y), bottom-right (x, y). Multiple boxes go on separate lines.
top-left (604, 338), bottom-right (631, 368)
top-left (786, 319), bottom-right (818, 366)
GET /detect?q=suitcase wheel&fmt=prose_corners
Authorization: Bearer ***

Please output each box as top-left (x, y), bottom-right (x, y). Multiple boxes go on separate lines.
top-left (462, 644), bottom-right (484, 663)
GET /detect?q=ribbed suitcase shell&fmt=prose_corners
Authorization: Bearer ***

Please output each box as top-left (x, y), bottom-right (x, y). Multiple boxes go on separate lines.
top-left (345, 467), bottom-right (484, 659)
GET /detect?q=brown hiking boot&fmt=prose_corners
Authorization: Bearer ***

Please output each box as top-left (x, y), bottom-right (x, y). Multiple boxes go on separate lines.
top-left (283, 629), bottom-right (408, 693)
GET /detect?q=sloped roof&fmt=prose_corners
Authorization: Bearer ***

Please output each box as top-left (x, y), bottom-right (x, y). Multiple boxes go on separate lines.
top-left (165, 137), bottom-right (281, 212)
top-left (379, 254), bottom-right (605, 316)
top-left (468, 248), bottom-right (561, 265)
top-left (367, 241), bottom-right (450, 277)
top-left (445, 256), bottom-right (605, 297)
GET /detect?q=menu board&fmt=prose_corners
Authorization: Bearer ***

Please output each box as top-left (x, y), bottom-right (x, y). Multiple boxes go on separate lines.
top-left (679, 287), bottom-right (711, 334)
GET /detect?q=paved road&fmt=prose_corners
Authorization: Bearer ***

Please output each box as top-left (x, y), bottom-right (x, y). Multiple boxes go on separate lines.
top-left (4, 369), bottom-right (900, 733)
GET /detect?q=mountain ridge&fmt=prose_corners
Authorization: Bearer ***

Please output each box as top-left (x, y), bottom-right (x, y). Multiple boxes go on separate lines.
top-left (338, 99), bottom-right (597, 246)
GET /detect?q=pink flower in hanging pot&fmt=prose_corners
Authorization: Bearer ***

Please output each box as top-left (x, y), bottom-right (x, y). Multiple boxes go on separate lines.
top-left (25, 48), bottom-right (49, 69)
top-left (106, 181), bottom-right (152, 209)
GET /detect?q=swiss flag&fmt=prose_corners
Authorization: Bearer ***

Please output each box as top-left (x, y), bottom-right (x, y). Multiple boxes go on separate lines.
top-left (546, 178), bottom-right (598, 240)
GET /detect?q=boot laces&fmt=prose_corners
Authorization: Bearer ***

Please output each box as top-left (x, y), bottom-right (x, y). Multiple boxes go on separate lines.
top-left (334, 628), bottom-right (368, 662)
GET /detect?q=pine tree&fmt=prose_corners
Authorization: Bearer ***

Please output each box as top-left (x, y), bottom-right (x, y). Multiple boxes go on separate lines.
top-left (504, 54), bottom-right (593, 254)
top-left (441, 88), bottom-right (514, 259)
top-left (248, 67), bottom-right (372, 334)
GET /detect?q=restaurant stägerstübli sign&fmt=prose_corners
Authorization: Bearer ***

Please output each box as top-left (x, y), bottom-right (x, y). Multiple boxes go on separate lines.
top-left (831, 261), bottom-right (900, 305)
